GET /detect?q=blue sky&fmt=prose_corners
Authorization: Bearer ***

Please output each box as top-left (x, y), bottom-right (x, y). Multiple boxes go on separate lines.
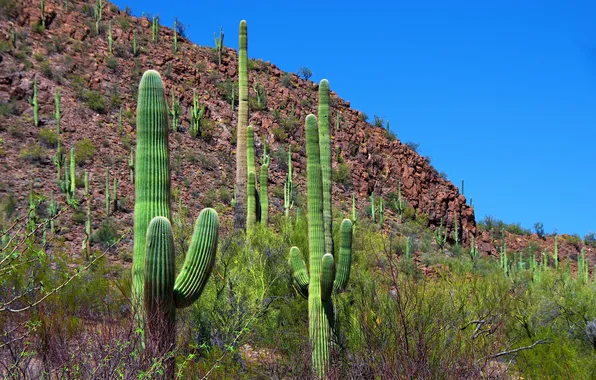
top-left (113, 0), bottom-right (596, 237)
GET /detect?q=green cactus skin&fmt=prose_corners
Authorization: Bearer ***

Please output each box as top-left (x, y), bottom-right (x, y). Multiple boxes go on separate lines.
top-left (133, 29), bottom-right (137, 56)
top-left (394, 181), bottom-right (406, 222)
top-left (108, 21), bottom-right (112, 53)
top-left (169, 88), bottom-right (180, 132)
top-left (247, 171), bottom-right (257, 231)
top-left (173, 20), bottom-right (178, 53)
top-left (152, 17), bottom-right (159, 42)
top-left (105, 168), bottom-right (110, 216)
top-left (284, 146), bottom-right (293, 218)
top-left (83, 200), bottom-right (91, 260)
top-left (318, 79), bottom-right (333, 256)
top-left (214, 26), bottom-right (224, 66)
top-left (40, 0), bottom-right (45, 28)
top-left (333, 219), bottom-right (353, 292)
top-left (94, 0), bottom-right (103, 35)
top-left (48, 190), bottom-right (58, 234)
top-left (461, 179), bottom-right (465, 196)
top-left (351, 194), bottom-right (357, 223)
top-left (84, 170), bottom-right (89, 196)
top-left (113, 177), bottom-right (118, 213)
top-left (379, 197), bottom-right (384, 225)
top-left (29, 79), bottom-right (39, 127)
top-left (288, 114), bottom-right (354, 377)
top-left (190, 90), bottom-right (205, 138)
top-left (553, 235), bottom-right (559, 269)
top-left (128, 147), bottom-right (135, 184)
top-left (247, 125), bottom-right (256, 190)
top-left (133, 71), bottom-right (219, 361)
top-left (54, 89), bottom-right (61, 134)
top-left (144, 216), bottom-right (176, 373)
top-left (132, 70), bottom-right (172, 313)
top-left (260, 163), bottom-right (269, 225)
top-left (173, 208), bottom-right (218, 308)
top-left (69, 148), bottom-right (76, 196)
top-left (53, 141), bottom-right (64, 181)
top-left (234, 20), bottom-right (248, 230)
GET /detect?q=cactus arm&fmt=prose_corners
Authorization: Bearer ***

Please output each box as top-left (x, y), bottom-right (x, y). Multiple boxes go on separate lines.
top-left (318, 79), bottom-right (333, 256)
top-left (144, 216), bottom-right (176, 351)
top-left (133, 70), bottom-right (171, 311)
top-left (246, 171), bottom-right (256, 230)
top-left (173, 208), bottom-right (218, 308)
top-left (289, 246), bottom-right (309, 299)
top-left (333, 219), bottom-right (353, 292)
top-left (320, 253), bottom-right (335, 301)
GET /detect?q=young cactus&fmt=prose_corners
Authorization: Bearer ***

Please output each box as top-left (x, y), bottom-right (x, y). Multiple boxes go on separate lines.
top-left (128, 147), bottom-right (135, 184)
top-left (394, 180), bottom-right (406, 222)
top-left (214, 26), bottom-right (224, 66)
top-left (284, 146), bottom-right (294, 218)
top-left (190, 90), bottom-right (205, 138)
top-left (288, 114), bottom-right (353, 377)
top-left (82, 200), bottom-right (91, 260)
top-left (152, 16), bottom-right (159, 42)
top-left (108, 21), bottom-right (112, 53)
top-left (105, 168), bottom-right (110, 216)
top-left (94, 0), bottom-right (103, 35)
top-left (132, 71), bottom-right (219, 359)
top-left (54, 88), bottom-right (61, 134)
top-left (435, 218), bottom-right (447, 253)
top-left (28, 78), bottom-right (39, 127)
top-left (260, 153), bottom-right (270, 225)
top-left (370, 192), bottom-right (376, 223)
top-left (173, 19), bottom-right (178, 52)
top-left (379, 197), bottom-right (384, 225)
top-left (169, 88), bottom-right (180, 132)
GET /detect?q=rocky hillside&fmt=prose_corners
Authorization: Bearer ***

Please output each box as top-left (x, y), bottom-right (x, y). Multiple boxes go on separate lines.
top-left (0, 0), bottom-right (591, 266)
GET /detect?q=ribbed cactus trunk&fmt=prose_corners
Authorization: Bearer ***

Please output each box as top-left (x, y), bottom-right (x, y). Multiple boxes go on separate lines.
top-left (305, 114), bottom-right (330, 377)
top-left (318, 80), bottom-right (333, 256)
top-left (288, 112), bottom-right (354, 378)
top-left (260, 163), bottom-right (268, 224)
top-left (234, 20), bottom-right (249, 230)
top-left (134, 71), bottom-right (219, 374)
top-left (132, 70), bottom-right (171, 317)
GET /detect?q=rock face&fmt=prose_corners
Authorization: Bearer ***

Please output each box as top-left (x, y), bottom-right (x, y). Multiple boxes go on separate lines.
top-left (2, 0), bottom-right (480, 257)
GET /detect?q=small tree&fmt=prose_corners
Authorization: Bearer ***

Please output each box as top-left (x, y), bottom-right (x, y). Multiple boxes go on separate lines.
top-left (298, 66), bottom-right (312, 80)
top-left (533, 222), bottom-right (545, 239)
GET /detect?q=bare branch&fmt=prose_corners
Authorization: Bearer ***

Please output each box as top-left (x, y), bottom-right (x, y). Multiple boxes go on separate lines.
top-left (490, 340), bottom-right (552, 359)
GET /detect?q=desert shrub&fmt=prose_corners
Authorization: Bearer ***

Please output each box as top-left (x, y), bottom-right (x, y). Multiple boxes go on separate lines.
top-left (298, 67), bottom-right (312, 80)
top-left (534, 222), bottom-right (545, 238)
top-left (82, 90), bottom-right (106, 113)
top-left (91, 218), bottom-right (118, 248)
top-left (39, 127), bottom-right (58, 147)
top-left (585, 233), bottom-right (596, 248)
top-left (404, 141), bottom-right (420, 152)
top-left (359, 112), bottom-right (368, 122)
top-left (281, 72), bottom-right (292, 88)
top-left (0, 101), bottom-right (18, 117)
top-left (20, 143), bottom-right (46, 162)
top-left (373, 115), bottom-right (384, 128)
top-left (74, 138), bottom-right (96, 163)
top-left (332, 162), bottom-right (351, 186)
top-left (201, 189), bottom-right (218, 208)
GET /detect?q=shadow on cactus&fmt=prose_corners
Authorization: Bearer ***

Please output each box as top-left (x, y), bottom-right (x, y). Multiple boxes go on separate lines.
top-left (132, 70), bottom-right (219, 376)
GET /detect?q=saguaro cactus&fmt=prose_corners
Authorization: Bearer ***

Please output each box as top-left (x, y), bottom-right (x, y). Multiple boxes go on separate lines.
top-left (29, 78), bottom-right (39, 127)
top-left (260, 153), bottom-right (270, 225)
top-left (234, 20), bottom-right (248, 230)
top-left (288, 114), bottom-right (353, 377)
top-left (190, 90), bottom-right (205, 138)
top-left (214, 26), bottom-right (224, 66)
top-left (132, 71), bottom-right (219, 354)
top-left (284, 146), bottom-right (293, 218)
top-left (54, 89), bottom-right (61, 134)
top-left (318, 80), bottom-right (333, 256)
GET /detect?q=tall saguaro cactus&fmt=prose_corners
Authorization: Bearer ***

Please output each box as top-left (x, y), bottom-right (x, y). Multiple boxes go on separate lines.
top-left (234, 20), bottom-right (248, 230)
top-left (260, 153), bottom-right (270, 225)
top-left (288, 114), bottom-right (353, 377)
top-left (133, 71), bottom-right (219, 364)
top-left (318, 80), bottom-right (333, 256)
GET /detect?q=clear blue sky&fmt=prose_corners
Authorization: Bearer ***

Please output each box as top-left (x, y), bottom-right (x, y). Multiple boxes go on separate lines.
top-left (113, 0), bottom-right (596, 237)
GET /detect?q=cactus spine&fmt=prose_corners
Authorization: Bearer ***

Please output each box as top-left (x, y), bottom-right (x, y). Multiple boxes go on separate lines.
top-left (214, 26), bottom-right (224, 66)
top-left (29, 79), bottom-right (39, 127)
top-left (234, 20), bottom-right (248, 229)
top-left (133, 71), bottom-right (219, 348)
top-left (288, 114), bottom-right (353, 377)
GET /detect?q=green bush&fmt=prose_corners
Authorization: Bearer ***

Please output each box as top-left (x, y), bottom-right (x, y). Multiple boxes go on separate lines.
top-left (82, 90), bottom-right (107, 113)
top-left (39, 127), bottom-right (58, 147)
top-left (74, 138), bottom-right (96, 163)
top-left (19, 143), bottom-right (46, 162)
top-left (332, 162), bottom-right (351, 186)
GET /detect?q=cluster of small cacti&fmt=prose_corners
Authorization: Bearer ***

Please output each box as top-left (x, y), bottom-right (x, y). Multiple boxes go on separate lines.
top-left (393, 181), bottom-right (406, 222)
top-left (132, 71), bottom-right (219, 371)
top-left (245, 126), bottom-right (270, 229)
top-left (288, 80), bottom-right (354, 377)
